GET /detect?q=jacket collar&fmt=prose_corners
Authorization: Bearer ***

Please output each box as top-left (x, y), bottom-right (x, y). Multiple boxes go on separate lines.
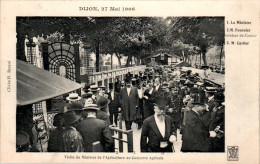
top-left (149, 116), bottom-right (170, 139)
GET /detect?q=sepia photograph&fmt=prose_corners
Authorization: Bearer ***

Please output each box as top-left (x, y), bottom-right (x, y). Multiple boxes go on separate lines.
top-left (16, 16), bottom-right (225, 153)
top-left (1, 1), bottom-right (259, 163)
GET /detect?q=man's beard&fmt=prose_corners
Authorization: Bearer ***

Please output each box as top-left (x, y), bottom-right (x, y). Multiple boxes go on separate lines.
top-left (157, 114), bottom-right (165, 121)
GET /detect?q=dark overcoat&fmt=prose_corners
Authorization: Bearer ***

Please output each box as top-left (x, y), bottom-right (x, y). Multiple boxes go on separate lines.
top-left (108, 91), bottom-right (121, 113)
top-left (143, 88), bottom-right (157, 119)
top-left (119, 86), bottom-right (139, 121)
top-left (76, 117), bottom-right (114, 152)
top-left (181, 110), bottom-right (211, 152)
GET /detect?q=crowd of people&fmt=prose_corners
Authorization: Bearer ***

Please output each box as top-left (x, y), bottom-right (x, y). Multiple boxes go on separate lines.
top-left (16, 65), bottom-right (225, 153)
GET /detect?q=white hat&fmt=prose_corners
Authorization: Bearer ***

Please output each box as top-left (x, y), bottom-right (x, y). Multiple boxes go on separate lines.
top-left (66, 93), bottom-right (81, 101)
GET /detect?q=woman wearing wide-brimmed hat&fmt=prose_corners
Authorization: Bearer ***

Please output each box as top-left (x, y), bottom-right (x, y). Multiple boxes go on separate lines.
top-left (60, 110), bottom-right (84, 152)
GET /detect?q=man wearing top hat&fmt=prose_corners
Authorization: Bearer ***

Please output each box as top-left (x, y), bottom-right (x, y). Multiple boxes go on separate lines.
top-left (108, 82), bottom-right (121, 127)
top-left (76, 104), bottom-right (114, 152)
top-left (136, 78), bottom-right (145, 129)
top-left (119, 76), bottom-right (139, 130)
top-left (181, 101), bottom-right (211, 152)
top-left (140, 97), bottom-right (177, 152)
top-left (61, 110), bottom-right (84, 152)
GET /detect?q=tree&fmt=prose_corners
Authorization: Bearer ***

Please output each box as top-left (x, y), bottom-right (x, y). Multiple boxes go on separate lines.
top-left (168, 17), bottom-right (224, 66)
top-left (16, 17), bottom-right (95, 61)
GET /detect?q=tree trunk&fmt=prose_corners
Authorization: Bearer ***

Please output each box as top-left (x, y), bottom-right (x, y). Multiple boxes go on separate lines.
top-left (64, 28), bottom-right (70, 44)
top-left (137, 57), bottom-right (141, 66)
top-left (200, 52), bottom-right (202, 66)
top-left (126, 54), bottom-right (131, 67)
top-left (116, 53), bottom-right (122, 66)
top-left (182, 50), bottom-right (185, 61)
top-left (134, 56), bottom-right (138, 66)
top-left (220, 43), bottom-right (224, 70)
top-left (202, 51), bottom-right (207, 66)
top-left (95, 39), bottom-right (100, 72)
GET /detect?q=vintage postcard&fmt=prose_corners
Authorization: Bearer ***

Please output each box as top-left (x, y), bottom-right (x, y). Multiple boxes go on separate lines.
top-left (0, 0), bottom-right (259, 163)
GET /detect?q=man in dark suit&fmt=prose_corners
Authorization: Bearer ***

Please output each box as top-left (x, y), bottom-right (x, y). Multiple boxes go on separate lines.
top-left (119, 77), bottom-right (139, 130)
top-left (136, 79), bottom-right (145, 129)
top-left (154, 77), bottom-right (163, 96)
top-left (209, 92), bottom-right (225, 152)
top-left (96, 97), bottom-right (111, 126)
top-left (140, 98), bottom-right (177, 152)
top-left (108, 83), bottom-right (121, 127)
top-left (143, 80), bottom-right (158, 119)
top-left (181, 102), bottom-right (211, 152)
top-left (76, 104), bottom-right (114, 152)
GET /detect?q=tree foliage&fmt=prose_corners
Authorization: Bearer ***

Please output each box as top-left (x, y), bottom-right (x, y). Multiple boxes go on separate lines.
top-left (17, 17), bottom-right (224, 67)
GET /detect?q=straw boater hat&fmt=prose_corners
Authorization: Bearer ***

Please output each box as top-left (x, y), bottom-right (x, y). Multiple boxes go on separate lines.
top-left (99, 85), bottom-right (106, 90)
top-left (66, 93), bottom-right (81, 101)
top-left (89, 85), bottom-right (98, 92)
top-left (83, 104), bottom-right (100, 111)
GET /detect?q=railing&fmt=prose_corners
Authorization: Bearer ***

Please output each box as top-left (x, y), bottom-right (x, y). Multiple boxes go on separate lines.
top-left (89, 65), bottom-right (146, 85)
top-left (109, 113), bottom-right (133, 153)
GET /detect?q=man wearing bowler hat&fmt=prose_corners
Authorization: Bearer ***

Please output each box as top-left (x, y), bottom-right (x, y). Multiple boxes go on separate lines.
top-left (96, 96), bottom-right (111, 126)
top-left (119, 76), bottom-right (139, 130)
top-left (76, 104), bottom-right (114, 152)
top-left (61, 110), bottom-right (84, 152)
top-left (140, 97), bottom-right (177, 152)
top-left (67, 102), bottom-right (84, 122)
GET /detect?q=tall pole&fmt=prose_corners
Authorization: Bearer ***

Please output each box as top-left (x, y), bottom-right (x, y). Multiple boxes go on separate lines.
top-left (220, 43), bottom-right (223, 71)
top-left (111, 53), bottom-right (113, 70)
top-left (84, 43), bottom-right (92, 84)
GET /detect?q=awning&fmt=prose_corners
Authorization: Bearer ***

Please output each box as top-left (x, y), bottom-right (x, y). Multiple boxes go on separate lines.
top-left (146, 53), bottom-right (181, 59)
top-left (17, 60), bottom-right (82, 106)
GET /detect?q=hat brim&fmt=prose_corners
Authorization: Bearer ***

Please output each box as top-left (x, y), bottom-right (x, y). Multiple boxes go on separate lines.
top-left (66, 97), bottom-right (81, 101)
top-left (64, 115), bottom-right (81, 126)
top-left (83, 107), bottom-right (100, 111)
top-left (97, 99), bottom-right (111, 109)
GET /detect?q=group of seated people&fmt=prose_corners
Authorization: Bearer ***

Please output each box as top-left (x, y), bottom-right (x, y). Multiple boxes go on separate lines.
top-left (16, 65), bottom-right (225, 153)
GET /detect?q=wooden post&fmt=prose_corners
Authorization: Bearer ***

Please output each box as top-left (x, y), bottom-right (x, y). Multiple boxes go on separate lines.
top-left (118, 113), bottom-right (123, 152)
top-left (127, 130), bottom-right (133, 152)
